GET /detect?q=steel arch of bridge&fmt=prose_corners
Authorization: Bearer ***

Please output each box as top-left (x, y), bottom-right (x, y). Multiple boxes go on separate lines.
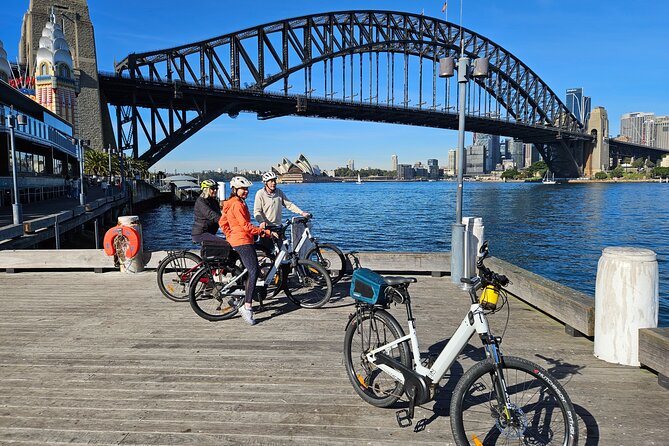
top-left (106, 10), bottom-right (588, 174)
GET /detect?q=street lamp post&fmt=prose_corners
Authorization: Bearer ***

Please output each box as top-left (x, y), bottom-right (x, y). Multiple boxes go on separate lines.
top-left (75, 138), bottom-right (89, 206)
top-left (7, 110), bottom-right (27, 225)
top-left (439, 55), bottom-right (489, 284)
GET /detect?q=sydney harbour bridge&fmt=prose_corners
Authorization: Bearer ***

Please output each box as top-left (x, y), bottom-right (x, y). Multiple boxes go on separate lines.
top-left (97, 10), bottom-right (667, 178)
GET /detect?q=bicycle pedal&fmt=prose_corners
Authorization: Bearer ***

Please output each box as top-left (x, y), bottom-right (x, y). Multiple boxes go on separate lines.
top-left (395, 409), bottom-right (412, 428)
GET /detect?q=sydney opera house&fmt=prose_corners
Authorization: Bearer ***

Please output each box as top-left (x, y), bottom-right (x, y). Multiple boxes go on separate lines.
top-left (272, 154), bottom-right (332, 183)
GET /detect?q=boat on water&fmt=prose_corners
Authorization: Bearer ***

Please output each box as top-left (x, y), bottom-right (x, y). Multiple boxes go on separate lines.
top-left (162, 175), bottom-right (200, 204)
top-left (542, 171), bottom-right (557, 185)
top-left (356, 174), bottom-right (363, 185)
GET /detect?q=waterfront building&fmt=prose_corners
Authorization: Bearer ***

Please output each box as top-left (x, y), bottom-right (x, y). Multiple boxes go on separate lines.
top-left (447, 149), bottom-right (456, 176)
top-left (391, 154), bottom-right (398, 172)
top-left (1, 79), bottom-right (79, 206)
top-left (653, 116), bottom-right (669, 150)
top-left (427, 158), bottom-right (439, 179)
top-left (566, 88), bottom-right (591, 125)
top-left (465, 144), bottom-right (485, 175)
top-left (34, 12), bottom-right (78, 131)
top-left (271, 154), bottom-right (325, 183)
top-left (620, 112), bottom-right (656, 145)
top-left (413, 161), bottom-right (427, 177)
top-left (347, 159), bottom-right (355, 170)
top-left (397, 164), bottom-right (414, 180)
top-left (0, 42), bottom-right (10, 82)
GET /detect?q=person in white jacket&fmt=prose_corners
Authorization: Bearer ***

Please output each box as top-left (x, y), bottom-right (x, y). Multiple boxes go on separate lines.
top-left (253, 171), bottom-right (309, 226)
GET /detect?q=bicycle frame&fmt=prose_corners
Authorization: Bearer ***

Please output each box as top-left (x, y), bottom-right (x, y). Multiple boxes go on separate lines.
top-left (365, 302), bottom-right (492, 385)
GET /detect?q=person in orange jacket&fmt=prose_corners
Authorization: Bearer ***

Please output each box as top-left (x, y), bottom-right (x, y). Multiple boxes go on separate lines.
top-left (220, 176), bottom-right (277, 325)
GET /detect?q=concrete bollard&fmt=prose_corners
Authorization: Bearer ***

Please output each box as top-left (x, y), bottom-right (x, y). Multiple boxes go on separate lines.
top-left (462, 217), bottom-right (485, 281)
top-left (594, 247), bottom-right (659, 366)
top-left (117, 215), bottom-right (145, 273)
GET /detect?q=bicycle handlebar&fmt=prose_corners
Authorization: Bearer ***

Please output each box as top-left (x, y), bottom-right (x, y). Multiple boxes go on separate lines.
top-left (463, 241), bottom-right (510, 303)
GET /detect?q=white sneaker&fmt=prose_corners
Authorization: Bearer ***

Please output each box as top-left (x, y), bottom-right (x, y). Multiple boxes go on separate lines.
top-left (239, 306), bottom-right (256, 325)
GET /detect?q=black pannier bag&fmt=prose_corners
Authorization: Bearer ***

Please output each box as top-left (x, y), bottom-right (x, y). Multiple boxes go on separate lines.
top-left (200, 240), bottom-right (232, 260)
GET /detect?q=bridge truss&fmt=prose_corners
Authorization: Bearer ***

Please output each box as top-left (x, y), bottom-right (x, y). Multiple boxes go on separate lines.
top-left (100, 10), bottom-right (592, 176)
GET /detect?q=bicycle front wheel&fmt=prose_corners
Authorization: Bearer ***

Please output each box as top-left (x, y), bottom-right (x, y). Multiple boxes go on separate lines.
top-left (343, 309), bottom-right (410, 408)
top-left (450, 356), bottom-right (578, 446)
top-left (156, 251), bottom-right (202, 302)
top-left (306, 243), bottom-right (346, 284)
top-left (285, 259), bottom-right (332, 308)
top-left (188, 264), bottom-right (245, 321)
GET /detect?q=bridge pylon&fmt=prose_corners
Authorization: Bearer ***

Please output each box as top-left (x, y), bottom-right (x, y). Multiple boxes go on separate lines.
top-left (584, 107), bottom-right (610, 176)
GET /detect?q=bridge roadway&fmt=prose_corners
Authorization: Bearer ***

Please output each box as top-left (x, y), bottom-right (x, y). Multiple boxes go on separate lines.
top-left (0, 268), bottom-right (667, 444)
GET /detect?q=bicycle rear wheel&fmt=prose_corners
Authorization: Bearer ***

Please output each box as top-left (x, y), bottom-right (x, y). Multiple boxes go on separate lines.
top-left (156, 251), bottom-right (202, 302)
top-left (343, 309), bottom-right (410, 407)
top-left (450, 356), bottom-right (578, 446)
top-left (306, 243), bottom-right (346, 284)
top-left (284, 259), bottom-right (332, 308)
top-left (188, 264), bottom-right (245, 321)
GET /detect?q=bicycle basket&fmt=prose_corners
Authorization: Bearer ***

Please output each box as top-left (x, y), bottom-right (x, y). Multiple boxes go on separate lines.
top-left (350, 268), bottom-right (388, 305)
top-left (200, 241), bottom-right (232, 260)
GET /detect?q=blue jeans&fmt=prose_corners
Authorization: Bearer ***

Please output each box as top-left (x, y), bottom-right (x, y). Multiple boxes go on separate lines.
top-left (233, 244), bottom-right (258, 305)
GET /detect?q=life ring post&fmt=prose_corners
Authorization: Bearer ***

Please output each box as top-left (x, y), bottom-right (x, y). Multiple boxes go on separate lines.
top-left (103, 215), bottom-right (145, 273)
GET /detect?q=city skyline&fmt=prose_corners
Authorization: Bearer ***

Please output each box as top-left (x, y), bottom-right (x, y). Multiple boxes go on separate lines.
top-left (1, 0), bottom-right (667, 172)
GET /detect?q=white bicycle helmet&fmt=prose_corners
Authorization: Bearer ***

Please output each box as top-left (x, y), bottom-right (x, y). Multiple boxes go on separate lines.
top-left (230, 175), bottom-right (252, 189)
top-left (262, 171), bottom-right (278, 183)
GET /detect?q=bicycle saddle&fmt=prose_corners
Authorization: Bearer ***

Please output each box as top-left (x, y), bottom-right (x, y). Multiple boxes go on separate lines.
top-left (383, 276), bottom-right (417, 286)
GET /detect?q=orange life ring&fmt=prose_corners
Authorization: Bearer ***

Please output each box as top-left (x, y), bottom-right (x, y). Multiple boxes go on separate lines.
top-left (103, 225), bottom-right (141, 259)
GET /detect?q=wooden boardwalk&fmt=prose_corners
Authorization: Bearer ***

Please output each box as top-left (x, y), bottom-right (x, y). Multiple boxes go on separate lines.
top-left (0, 270), bottom-right (667, 445)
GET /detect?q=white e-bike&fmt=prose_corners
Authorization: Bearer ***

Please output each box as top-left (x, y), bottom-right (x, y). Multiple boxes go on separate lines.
top-left (344, 242), bottom-right (578, 445)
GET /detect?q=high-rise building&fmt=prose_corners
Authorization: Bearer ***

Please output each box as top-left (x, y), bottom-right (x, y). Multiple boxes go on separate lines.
top-left (447, 149), bottom-right (456, 176)
top-left (427, 158), bottom-right (439, 179)
top-left (391, 154), bottom-right (398, 171)
top-left (397, 164), bottom-right (414, 179)
top-left (347, 159), bottom-right (355, 170)
top-left (473, 133), bottom-right (500, 172)
top-left (566, 88), bottom-right (591, 126)
top-left (507, 138), bottom-right (525, 169)
top-left (620, 112), bottom-right (656, 145)
top-left (524, 143), bottom-right (540, 167)
top-left (654, 116), bottom-right (669, 150)
top-left (465, 144), bottom-right (485, 175)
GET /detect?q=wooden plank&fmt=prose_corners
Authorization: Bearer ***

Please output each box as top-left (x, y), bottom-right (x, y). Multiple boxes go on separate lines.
top-left (0, 249), bottom-right (115, 269)
top-left (486, 256), bottom-right (595, 337)
top-left (639, 327), bottom-right (669, 378)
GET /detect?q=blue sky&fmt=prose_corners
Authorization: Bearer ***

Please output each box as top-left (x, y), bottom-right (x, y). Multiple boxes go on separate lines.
top-left (1, 0), bottom-right (667, 173)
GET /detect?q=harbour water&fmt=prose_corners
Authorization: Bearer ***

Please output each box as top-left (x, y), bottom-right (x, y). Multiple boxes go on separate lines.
top-left (138, 181), bottom-right (669, 326)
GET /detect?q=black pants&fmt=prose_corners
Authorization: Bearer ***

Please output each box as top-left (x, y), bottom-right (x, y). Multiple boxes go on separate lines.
top-left (233, 244), bottom-right (258, 305)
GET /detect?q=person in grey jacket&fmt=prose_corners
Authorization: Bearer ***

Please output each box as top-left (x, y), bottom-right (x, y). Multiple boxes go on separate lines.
top-left (191, 179), bottom-right (226, 245)
top-left (253, 171), bottom-right (309, 226)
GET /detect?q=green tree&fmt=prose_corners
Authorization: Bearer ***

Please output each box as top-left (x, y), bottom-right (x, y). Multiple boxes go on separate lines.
top-left (594, 171), bottom-right (608, 180)
top-left (501, 168), bottom-right (520, 179)
top-left (631, 158), bottom-right (645, 169)
top-left (84, 149), bottom-right (109, 176)
top-left (653, 166), bottom-right (669, 178)
top-left (610, 166), bottom-right (624, 178)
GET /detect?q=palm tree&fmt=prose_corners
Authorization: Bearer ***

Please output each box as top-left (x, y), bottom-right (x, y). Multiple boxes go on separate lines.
top-left (84, 149), bottom-right (109, 176)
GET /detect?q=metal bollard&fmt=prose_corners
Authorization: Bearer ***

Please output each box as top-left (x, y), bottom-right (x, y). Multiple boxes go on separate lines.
top-left (594, 247), bottom-right (659, 366)
top-left (461, 217), bottom-right (485, 284)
